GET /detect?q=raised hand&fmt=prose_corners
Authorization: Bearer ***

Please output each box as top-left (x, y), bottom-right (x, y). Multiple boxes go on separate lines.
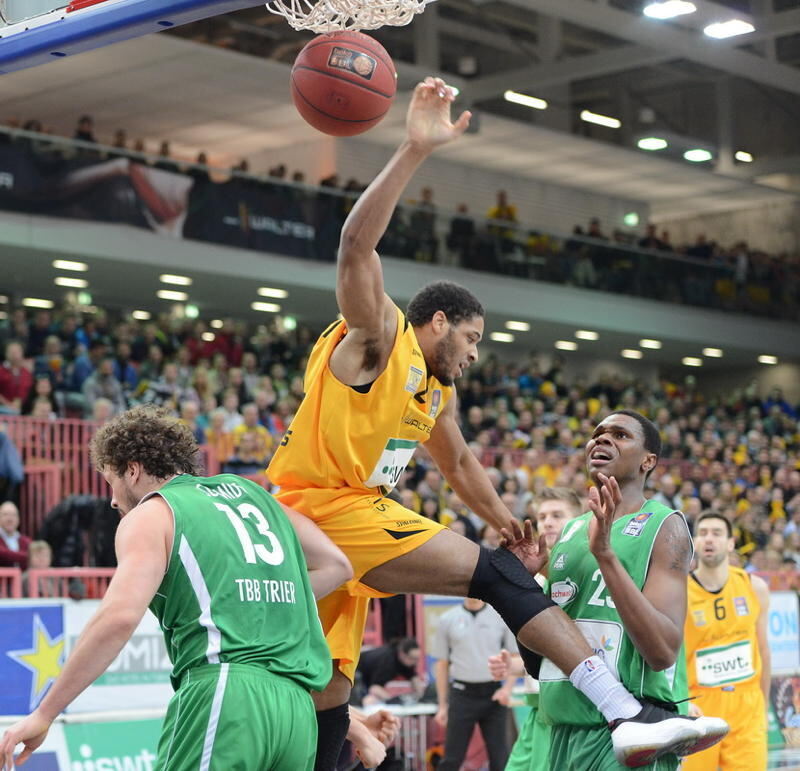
top-left (499, 518), bottom-right (549, 577)
top-left (587, 472), bottom-right (622, 560)
top-left (488, 648), bottom-right (512, 681)
top-left (406, 77), bottom-right (471, 151)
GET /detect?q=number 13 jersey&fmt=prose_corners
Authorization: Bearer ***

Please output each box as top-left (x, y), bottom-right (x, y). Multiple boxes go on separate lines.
top-left (268, 306), bottom-right (452, 495)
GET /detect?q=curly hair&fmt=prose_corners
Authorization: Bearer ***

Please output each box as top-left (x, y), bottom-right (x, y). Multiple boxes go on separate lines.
top-left (90, 405), bottom-right (202, 479)
top-left (406, 281), bottom-right (484, 327)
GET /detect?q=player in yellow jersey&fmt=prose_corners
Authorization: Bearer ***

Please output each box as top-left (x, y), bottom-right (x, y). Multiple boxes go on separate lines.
top-left (683, 511), bottom-right (771, 771)
top-left (268, 77), bottom-right (721, 770)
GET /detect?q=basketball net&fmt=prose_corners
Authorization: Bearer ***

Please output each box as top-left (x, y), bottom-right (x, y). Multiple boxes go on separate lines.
top-left (265, 0), bottom-right (435, 32)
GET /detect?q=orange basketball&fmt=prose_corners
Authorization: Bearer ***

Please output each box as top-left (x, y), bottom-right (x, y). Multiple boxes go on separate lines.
top-left (290, 31), bottom-right (397, 137)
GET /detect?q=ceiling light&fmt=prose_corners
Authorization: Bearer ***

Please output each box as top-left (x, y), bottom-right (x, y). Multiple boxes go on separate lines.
top-left (210, 319), bottom-right (224, 329)
top-left (504, 91), bottom-right (548, 110)
top-left (555, 340), bottom-right (578, 351)
top-left (258, 287), bottom-right (289, 299)
top-left (623, 212), bottom-right (639, 227)
top-left (252, 301), bottom-right (281, 313)
top-left (704, 19), bottom-right (755, 39)
top-left (682, 356), bottom-right (703, 367)
top-left (0, 295), bottom-right (7, 304)
top-left (621, 349), bottom-right (643, 359)
top-left (490, 332), bottom-right (515, 343)
top-left (702, 347), bottom-right (723, 357)
top-left (575, 330), bottom-right (599, 341)
top-left (643, 0), bottom-right (696, 19)
top-left (185, 304), bottom-right (199, 319)
top-left (22, 298), bottom-right (54, 309)
top-left (202, 332), bottom-right (215, 342)
top-left (157, 289), bottom-right (188, 301)
top-left (52, 259), bottom-right (88, 272)
top-left (54, 276), bottom-right (88, 288)
top-left (0, 311), bottom-right (6, 320)
top-left (757, 355), bottom-right (778, 365)
top-left (684, 149), bottom-right (713, 162)
top-left (132, 310), bottom-right (151, 321)
top-left (735, 151), bottom-right (753, 163)
top-left (639, 338), bottom-right (662, 349)
top-left (638, 137), bottom-right (668, 151)
top-left (505, 320), bottom-right (530, 332)
top-left (580, 110), bottom-right (621, 129)
top-left (283, 315), bottom-right (297, 331)
top-left (159, 274), bottom-right (192, 286)
top-left (77, 291), bottom-right (92, 306)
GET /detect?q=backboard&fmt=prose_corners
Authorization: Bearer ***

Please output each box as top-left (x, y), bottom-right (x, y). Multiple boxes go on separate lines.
top-left (0, 0), bottom-right (262, 74)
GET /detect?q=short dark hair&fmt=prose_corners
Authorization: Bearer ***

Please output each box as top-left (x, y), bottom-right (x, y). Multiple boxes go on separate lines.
top-left (91, 405), bottom-right (202, 479)
top-left (610, 409), bottom-right (662, 458)
top-left (396, 637), bottom-right (420, 654)
top-left (696, 510), bottom-right (733, 538)
top-left (406, 281), bottom-right (484, 327)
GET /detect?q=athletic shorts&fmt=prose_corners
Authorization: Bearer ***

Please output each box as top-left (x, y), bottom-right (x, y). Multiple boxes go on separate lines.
top-left (277, 487), bottom-right (446, 681)
top-left (548, 723), bottom-right (679, 771)
top-left (155, 663), bottom-right (317, 771)
top-left (681, 686), bottom-right (766, 771)
top-left (506, 706), bottom-right (551, 771)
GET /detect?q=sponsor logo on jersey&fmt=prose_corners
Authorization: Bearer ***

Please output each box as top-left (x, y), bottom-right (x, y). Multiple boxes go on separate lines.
top-left (550, 578), bottom-right (578, 606)
top-left (696, 639), bottom-right (755, 686)
top-left (599, 634), bottom-right (615, 653)
top-left (402, 415), bottom-right (432, 435)
top-left (734, 596), bottom-right (749, 616)
top-left (693, 609), bottom-right (707, 627)
top-left (405, 365), bottom-right (425, 394)
top-left (553, 553), bottom-right (567, 570)
top-left (429, 388), bottom-right (442, 418)
top-left (623, 511), bottom-right (653, 537)
top-left (327, 47), bottom-right (376, 80)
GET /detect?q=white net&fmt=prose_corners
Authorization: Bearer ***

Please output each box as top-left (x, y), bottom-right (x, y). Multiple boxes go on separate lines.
top-left (265, 0), bottom-right (436, 32)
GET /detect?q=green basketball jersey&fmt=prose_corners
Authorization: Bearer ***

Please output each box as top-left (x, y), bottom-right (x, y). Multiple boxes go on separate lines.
top-left (539, 500), bottom-right (690, 727)
top-left (146, 474), bottom-right (331, 692)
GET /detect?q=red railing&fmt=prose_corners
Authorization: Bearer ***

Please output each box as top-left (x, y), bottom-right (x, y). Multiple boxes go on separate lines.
top-left (26, 567), bottom-right (116, 599)
top-left (0, 567), bottom-right (22, 598)
top-left (363, 599), bottom-right (383, 648)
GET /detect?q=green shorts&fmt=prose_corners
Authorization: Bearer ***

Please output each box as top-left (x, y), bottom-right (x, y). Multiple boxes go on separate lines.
top-left (547, 723), bottom-right (678, 771)
top-left (156, 662), bottom-right (317, 771)
top-left (506, 705), bottom-right (551, 771)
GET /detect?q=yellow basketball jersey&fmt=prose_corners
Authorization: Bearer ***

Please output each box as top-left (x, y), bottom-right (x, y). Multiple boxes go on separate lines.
top-left (685, 566), bottom-right (762, 692)
top-left (268, 305), bottom-right (452, 494)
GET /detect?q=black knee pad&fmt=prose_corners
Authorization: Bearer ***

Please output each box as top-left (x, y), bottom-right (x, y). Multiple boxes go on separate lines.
top-left (468, 546), bottom-right (556, 635)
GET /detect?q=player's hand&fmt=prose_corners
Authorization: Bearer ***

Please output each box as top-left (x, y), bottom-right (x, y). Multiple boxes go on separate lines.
top-left (488, 649), bottom-right (512, 681)
top-left (406, 77), bottom-right (471, 151)
top-left (588, 473), bottom-right (622, 561)
top-left (491, 687), bottom-right (512, 706)
top-left (435, 706), bottom-right (448, 727)
top-left (500, 519), bottom-right (549, 577)
top-left (0, 711), bottom-right (51, 769)
top-left (353, 730), bottom-right (387, 769)
top-left (363, 709), bottom-right (400, 745)
top-left (688, 702), bottom-right (703, 718)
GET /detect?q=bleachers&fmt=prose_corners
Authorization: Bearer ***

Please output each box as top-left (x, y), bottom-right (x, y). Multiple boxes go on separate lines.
top-left (0, 567), bottom-right (22, 598)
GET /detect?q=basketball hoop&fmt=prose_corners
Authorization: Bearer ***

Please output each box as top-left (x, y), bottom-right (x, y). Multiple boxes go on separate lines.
top-left (265, 0), bottom-right (435, 32)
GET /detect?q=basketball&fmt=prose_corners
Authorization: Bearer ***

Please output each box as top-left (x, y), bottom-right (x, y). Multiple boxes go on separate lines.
top-left (290, 31), bottom-right (397, 137)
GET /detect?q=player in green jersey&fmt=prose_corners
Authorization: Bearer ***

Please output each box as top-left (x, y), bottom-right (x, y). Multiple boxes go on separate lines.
top-left (503, 410), bottom-right (729, 769)
top-left (0, 405), bottom-right (353, 771)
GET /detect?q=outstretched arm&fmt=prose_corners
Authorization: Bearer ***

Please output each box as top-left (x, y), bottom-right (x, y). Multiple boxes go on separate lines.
top-left (281, 504), bottom-right (353, 599)
top-left (752, 574), bottom-right (771, 707)
top-left (425, 396), bottom-right (515, 533)
top-left (331, 78), bottom-right (470, 383)
top-left (0, 499), bottom-right (170, 769)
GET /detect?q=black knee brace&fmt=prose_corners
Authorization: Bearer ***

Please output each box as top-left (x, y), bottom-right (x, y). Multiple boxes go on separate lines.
top-left (467, 546), bottom-right (556, 635)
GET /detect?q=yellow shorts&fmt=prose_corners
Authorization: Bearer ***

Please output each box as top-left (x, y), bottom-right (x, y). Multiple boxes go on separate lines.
top-left (276, 487), bottom-right (446, 682)
top-left (682, 685), bottom-right (767, 771)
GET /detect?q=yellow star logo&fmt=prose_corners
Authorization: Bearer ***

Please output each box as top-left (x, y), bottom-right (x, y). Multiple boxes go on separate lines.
top-left (8, 614), bottom-right (64, 707)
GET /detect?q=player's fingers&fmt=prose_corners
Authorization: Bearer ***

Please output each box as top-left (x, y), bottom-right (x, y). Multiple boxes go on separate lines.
top-left (609, 475), bottom-right (622, 503)
top-left (523, 518), bottom-right (534, 541)
top-left (499, 527), bottom-right (512, 545)
top-left (453, 110), bottom-right (471, 135)
top-left (539, 533), bottom-right (549, 555)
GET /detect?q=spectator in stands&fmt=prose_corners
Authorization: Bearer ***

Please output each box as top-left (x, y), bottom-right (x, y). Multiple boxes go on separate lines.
top-left (446, 203), bottom-right (476, 266)
top-left (222, 431), bottom-right (269, 478)
top-left (92, 397), bottom-right (115, 423)
top-left (486, 190), bottom-right (519, 254)
top-left (21, 540), bottom-right (54, 597)
top-left (219, 388), bottom-right (244, 432)
top-left (0, 340), bottom-right (33, 414)
top-left (232, 402), bottom-right (273, 455)
top-left (687, 234), bottom-right (713, 260)
top-left (155, 140), bottom-right (179, 173)
top-left (408, 186), bottom-right (438, 262)
top-left (356, 638), bottom-right (426, 706)
top-left (638, 223), bottom-right (664, 251)
top-left (111, 129), bottom-right (127, 150)
top-left (142, 362), bottom-right (198, 411)
top-left (586, 217), bottom-right (608, 241)
top-left (69, 337), bottom-right (109, 392)
top-left (81, 357), bottom-right (126, 416)
top-left (21, 376), bottom-right (60, 417)
top-left (73, 115), bottom-right (97, 144)
top-left (0, 501), bottom-right (30, 569)
top-left (205, 407), bottom-right (235, 464)
top-left (179, 400), bottom-right (206, 445)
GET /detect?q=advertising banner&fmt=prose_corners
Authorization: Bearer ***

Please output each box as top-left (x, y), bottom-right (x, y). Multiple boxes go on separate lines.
top-left (768, 591), bottom-right (800, 674)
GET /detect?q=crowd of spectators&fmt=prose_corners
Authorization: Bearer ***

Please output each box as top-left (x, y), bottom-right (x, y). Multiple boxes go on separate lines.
top-left (1, 304), bottom-right (798, 593)
top-left (2, 115), bottom-right (798, 321)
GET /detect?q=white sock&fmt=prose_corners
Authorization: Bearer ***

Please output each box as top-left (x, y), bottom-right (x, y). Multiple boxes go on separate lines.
top-left (569, 656), bottom-right (641, 722)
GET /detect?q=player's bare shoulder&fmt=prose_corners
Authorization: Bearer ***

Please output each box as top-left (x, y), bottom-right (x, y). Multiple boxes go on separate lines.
top-left (330, 293), bottom-right (398, 386)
